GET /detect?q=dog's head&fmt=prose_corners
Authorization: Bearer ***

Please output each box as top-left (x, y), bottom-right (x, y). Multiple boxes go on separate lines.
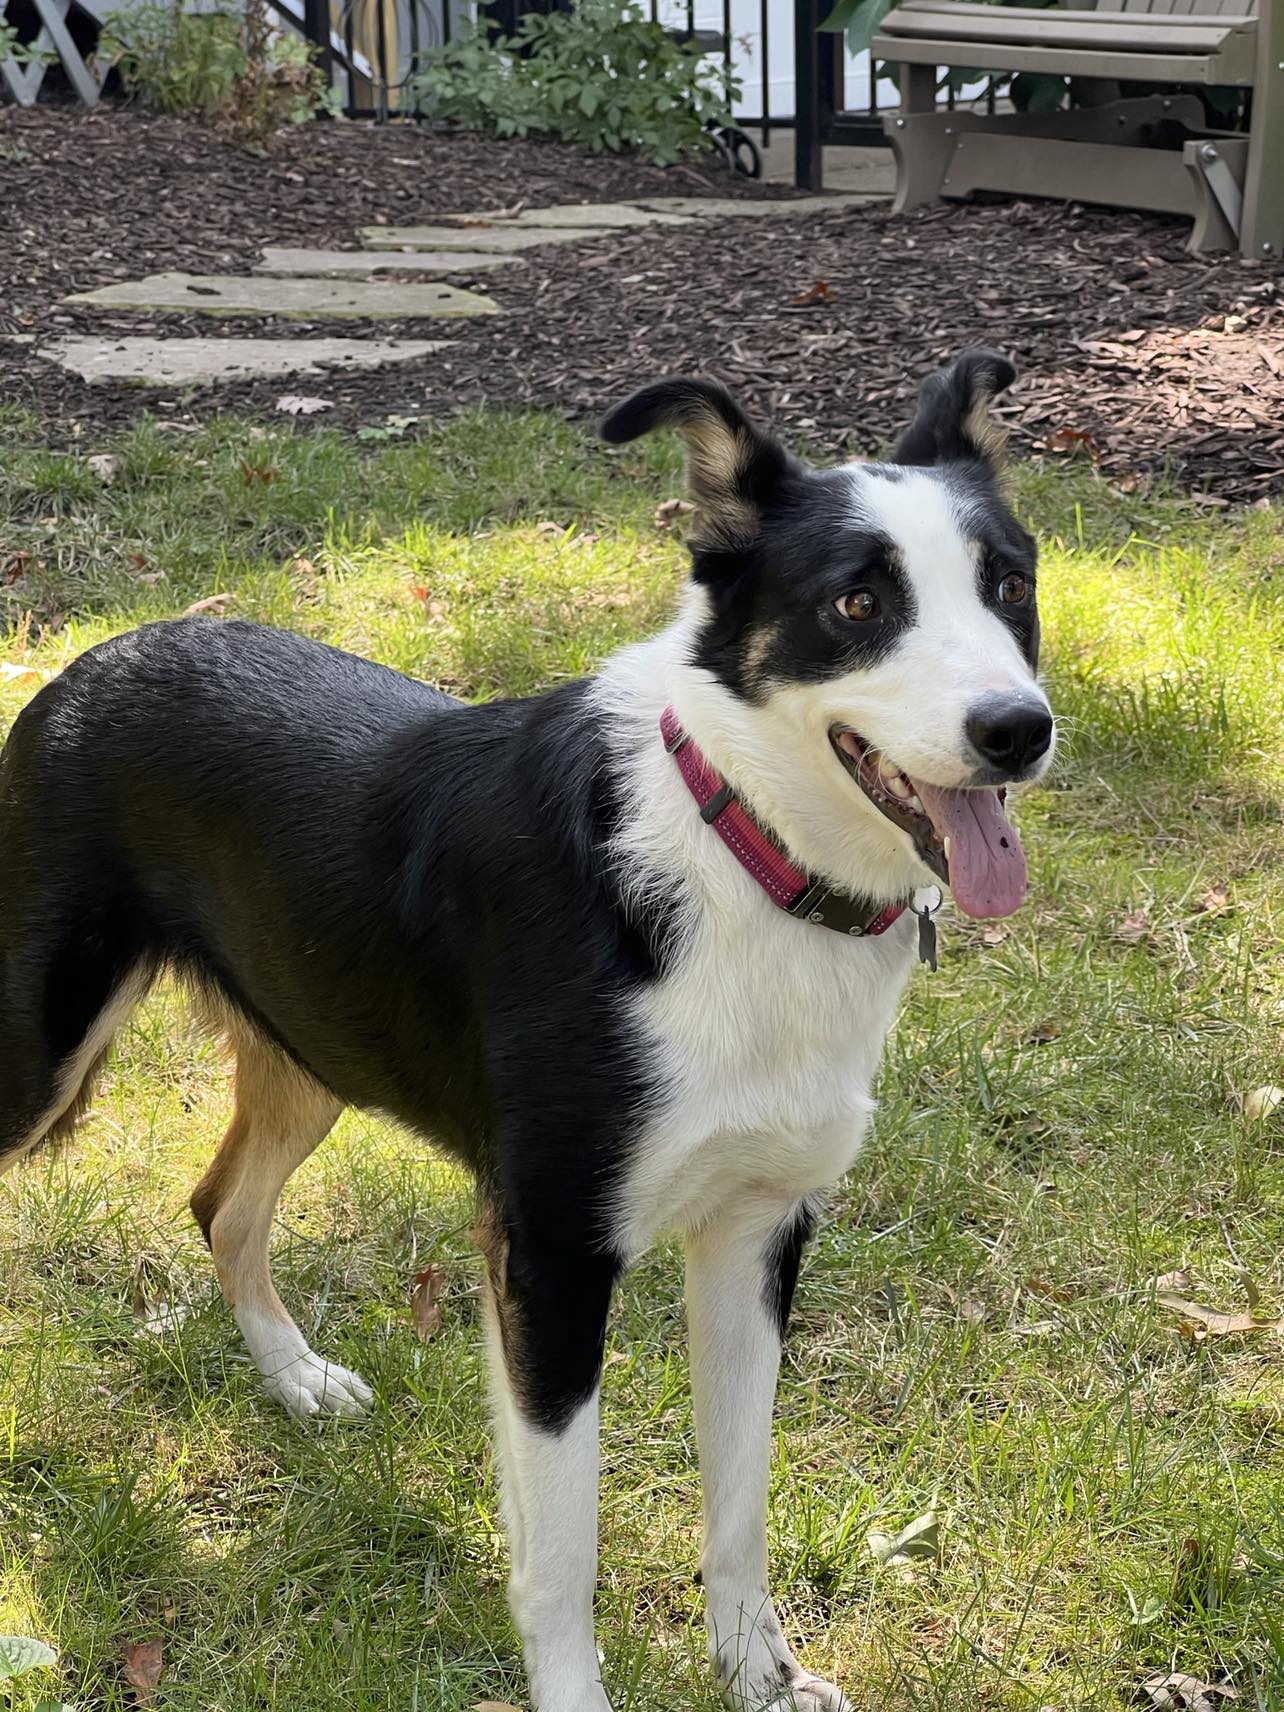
top-left (601, 353), bottom-right (1055, 921)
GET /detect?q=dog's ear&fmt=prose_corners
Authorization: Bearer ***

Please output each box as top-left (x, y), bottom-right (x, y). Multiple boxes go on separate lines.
top-left (601, 378), bottom-right (793, 552)
top-left (893, 350), bottom-right (1016, 468)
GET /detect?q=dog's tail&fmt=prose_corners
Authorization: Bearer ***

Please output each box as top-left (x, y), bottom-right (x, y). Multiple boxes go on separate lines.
top-left (0, 682), bottom-right (159, 1174)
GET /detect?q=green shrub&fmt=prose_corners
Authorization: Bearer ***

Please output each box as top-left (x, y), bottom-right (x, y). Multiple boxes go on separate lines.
top-left (410, 0), bottom-right (740, 165)
top-left (99, 0), bottom-right (334, 141)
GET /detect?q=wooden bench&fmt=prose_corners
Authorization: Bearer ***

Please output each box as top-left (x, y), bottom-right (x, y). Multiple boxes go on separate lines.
top-left (871, 0), bottom-right (1282, 258)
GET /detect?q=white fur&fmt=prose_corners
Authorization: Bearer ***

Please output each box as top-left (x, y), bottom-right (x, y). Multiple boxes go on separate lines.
top-left (484, 1288), bottom-right (610, 1712)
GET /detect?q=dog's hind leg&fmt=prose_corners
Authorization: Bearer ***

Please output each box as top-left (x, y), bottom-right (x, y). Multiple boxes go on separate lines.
top-left (190, 1026), bottom-right (371, 1421)
top-left (686, 1195), bottom-right (851, 1712)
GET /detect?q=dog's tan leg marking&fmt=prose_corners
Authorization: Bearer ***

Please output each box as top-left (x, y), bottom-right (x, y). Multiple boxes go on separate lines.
top-left (190, 1029), bottom-right (371, 1421)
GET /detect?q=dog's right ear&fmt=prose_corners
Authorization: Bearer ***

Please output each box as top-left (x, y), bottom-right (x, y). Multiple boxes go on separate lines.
top-left (601, 379), bottom-right (794, 554)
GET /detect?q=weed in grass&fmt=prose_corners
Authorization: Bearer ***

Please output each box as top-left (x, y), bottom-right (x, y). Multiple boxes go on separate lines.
top-left (2, 418), bottom-right (1283, 1711)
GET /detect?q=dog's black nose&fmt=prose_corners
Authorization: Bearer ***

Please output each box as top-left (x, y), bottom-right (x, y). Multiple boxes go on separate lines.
top-left (965, 697), bottom-right (1053, 775)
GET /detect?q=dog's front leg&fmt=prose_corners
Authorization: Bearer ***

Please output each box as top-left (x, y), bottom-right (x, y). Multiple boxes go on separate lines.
top-left (480, 1216), bottom-right (619, 1712)
top-left (685, 1196), bottom-right (851, 1712)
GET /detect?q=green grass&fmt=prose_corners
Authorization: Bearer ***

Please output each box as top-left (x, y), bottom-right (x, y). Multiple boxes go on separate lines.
top-left (2, 413), bottom-right (1283, 1712)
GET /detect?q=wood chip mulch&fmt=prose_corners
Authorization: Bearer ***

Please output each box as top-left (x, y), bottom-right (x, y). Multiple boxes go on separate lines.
top-left (2, 104), bottom-right (1282, 504)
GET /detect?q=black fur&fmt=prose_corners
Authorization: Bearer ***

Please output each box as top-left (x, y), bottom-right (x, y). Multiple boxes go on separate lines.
top-left (893, 349), bottom-right (1017, 468)
top-left (763, 1205), bottom-right (815, 1338)
top-left (0, 618), bottom-right (668, 1430)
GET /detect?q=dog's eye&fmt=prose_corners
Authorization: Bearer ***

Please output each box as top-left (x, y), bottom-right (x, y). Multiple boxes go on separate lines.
top-left (835, 589), bottom-right (880, 622)
top-left (998, 573), bottom-right (1028, 605)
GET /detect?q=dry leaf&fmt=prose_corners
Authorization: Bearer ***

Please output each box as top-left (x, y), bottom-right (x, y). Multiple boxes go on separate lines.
top-left (120, 1639), bottom-right (164, 1706)
top-left (790, 280), bottom-right (833, 306)
top-left (1141, 1671), bottom-right (1237, 1711)
top-left (1047, 425), bottom-right (1101, 462)
top-left (0, 661), bottom-right (42, 686)
top-left (86, 453), bottom-right (120, 482)
top-left (275, 395), bottom-right (333, 415)
top-left (1195, 885), bottom-right (1230, 916)
top-left (239, 459), bottom-right (280, 486)
top-left (654, 497), bottom-right (695, 529)
top-left (411, 1265), bottom-right (447, 1340)
top-left (981, 923), bottom-right (1007, 945)
top-left (471, 1703), bottom-right (524, 1711)
top-left (184, 593), bottom-right (235, 617)
top-left (1241, 1085), bottom-right (1283, 1123)
top-left (1154, 1269), bottom-right (1192, 1294)
top-left (2, 550), bottom-right (32, 584)
top-left (1117, 908), bottom-right (1151, 945)
top-left (1155, 1285), bottom-right (1282, 1339)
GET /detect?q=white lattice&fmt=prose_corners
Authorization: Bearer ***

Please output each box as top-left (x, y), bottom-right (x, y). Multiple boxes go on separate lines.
top-left (1, 0), bottom-right (112, 105)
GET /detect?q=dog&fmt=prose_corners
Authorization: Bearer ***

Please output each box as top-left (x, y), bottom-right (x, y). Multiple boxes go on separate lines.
top-left (0, 350), bottom-right (1054, 1712)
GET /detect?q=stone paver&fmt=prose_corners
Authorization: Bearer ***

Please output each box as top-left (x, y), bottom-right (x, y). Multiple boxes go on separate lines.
top-left (255, 247), bottom-right (519, 279)
top-left (64, 273), bottom-right (500, 319)
top-left (38, 335), bottom-right (452, 386)
top-left (630, 193), bottom-right (882, 219)
top-left (449, 201), bottom-right (696, 229)
top-left (359, 223), bottom-right (598, 253)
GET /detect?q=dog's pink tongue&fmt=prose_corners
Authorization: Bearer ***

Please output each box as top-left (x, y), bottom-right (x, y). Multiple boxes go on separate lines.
top-left (911, 781), bottom-right (1027, 920)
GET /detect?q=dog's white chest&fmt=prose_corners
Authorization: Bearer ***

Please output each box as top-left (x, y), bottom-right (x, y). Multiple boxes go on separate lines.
top-left (616, 897), bottom-right (916, 1253)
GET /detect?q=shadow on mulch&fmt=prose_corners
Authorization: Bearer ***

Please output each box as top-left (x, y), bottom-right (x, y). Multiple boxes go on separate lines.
top-left (2, 105), bottom-right (1282, 504)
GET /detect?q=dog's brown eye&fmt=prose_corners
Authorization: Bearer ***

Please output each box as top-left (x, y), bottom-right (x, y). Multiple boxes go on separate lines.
top-left (998, 573), bottom-right (1028, 605)
top-left (836, 589), bottom-right (879, 622)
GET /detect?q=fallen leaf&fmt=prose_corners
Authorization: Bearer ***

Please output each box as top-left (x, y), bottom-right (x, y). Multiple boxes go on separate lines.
top-left (1155, 1285), bottom-right (1282, 1339)
top-left (1242, 1085), bottom-right (1283, 1123)
top-left (86, 453), bottom-right (120, 482)
top-left (1047, 425), bottom-right (1100, 462)
top-left (1141, 1671), bottom-right (1238, 1711)
top-left (654, 497), bottom-right (695, 529)
top-left (120, 1639), bottom-right (163, 1706)
top-left (0, 1634), bottom-right (58, 1679)
top-left (867, 1511), bottom-right (939, 1581)
top-left (184, 593), bottom-right (235, 617)
top-left (1117, 908), bottom-right (1151, 945)
top-left (411, 1265), bottom-right (447, 1340)
top-left (471, 1703), bottom-right (524, 1711)
top-left (981, 923), bottom-right (1007, 945)
top-left (1195, 885), bottom-right (1230, 915)
top-left (1025, 1019), bottom-right (1060, 1044)
top-left (275, 394), bottom-right (333, 415)
top-left (1155, 1269), bottom-right (1192, 1294)
top-left (790, 279), bottom-right (833, 306)
top-left (0, 662), bottom-right (42, 686)
top-left (239, 459), bottom-right (280, 485)
top-left (2, 550), bottom-right (32, 584)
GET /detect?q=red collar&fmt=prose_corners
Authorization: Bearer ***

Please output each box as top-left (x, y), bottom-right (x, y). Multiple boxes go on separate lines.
top-left (660, 706), bottom-right (908, 940)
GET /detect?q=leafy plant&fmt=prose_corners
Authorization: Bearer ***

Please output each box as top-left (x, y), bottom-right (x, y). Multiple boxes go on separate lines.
top-left (410, 0), bottom-right (740, 165)
top-left (99, 0), bottom-right (332, 141)
top-left (0, 14), bottom-right (54, 68)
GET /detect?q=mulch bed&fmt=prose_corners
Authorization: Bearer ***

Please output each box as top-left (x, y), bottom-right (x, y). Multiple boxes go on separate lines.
top-left (3, 103), bottom-right (1282, 503)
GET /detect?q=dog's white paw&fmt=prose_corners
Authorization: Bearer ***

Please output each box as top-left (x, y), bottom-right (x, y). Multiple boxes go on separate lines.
top-left (262, 1351), bottom-right (373, 1420)
top-left (761, 1673), bottom-right (853, 1712)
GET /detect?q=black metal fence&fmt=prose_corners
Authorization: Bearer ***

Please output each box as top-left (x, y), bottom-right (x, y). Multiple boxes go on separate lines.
top-left (285, 0), bottom-right (899, 161)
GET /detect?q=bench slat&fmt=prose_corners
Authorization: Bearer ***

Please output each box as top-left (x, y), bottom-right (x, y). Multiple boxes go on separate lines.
top-left (880, 10), bottom-right (1252, 52)
top-left (871, 30), bottom-right (1259, 81)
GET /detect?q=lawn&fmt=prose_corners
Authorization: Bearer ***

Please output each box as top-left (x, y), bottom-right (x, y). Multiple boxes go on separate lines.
top-left (2, 409), bottom-right (1283, 1712)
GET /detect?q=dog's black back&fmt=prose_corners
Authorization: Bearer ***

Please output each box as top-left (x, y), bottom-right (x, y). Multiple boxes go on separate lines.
top-left (0, 618), bottom-right (659, 1202)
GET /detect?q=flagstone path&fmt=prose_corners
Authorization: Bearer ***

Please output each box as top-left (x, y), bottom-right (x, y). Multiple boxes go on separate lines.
top-left (45, 191), bottom-right (882, 388)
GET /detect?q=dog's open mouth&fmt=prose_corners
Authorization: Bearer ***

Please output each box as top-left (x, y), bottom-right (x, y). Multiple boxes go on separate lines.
top-left (829, 729), bottom-right (1028, 921)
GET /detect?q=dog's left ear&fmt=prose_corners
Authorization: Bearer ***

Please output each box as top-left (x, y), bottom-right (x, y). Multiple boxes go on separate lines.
top-left (601, 378), bottom-right (795, 552)
top-left (893, 349), bottom-right (1016, 468)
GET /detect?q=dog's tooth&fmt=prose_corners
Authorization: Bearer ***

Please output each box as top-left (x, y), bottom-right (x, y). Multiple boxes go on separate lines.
top-left (885, 774), bottom-right (910, 801)
top-left (943, 835), bottom-right (952, 859)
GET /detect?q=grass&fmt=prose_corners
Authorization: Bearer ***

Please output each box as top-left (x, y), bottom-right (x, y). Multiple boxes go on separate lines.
top-left (2, 411), bottom-right (1284, 1712)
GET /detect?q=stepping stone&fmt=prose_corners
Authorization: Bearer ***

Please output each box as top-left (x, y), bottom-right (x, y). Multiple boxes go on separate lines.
top-left (38, 335), bottom-right (452, 386)
top-left (255, 247), bottom-right (519, 279)
top-left (360, 223), bottom-right (598, 253)
top-left (447, 201), bottom-right (695, 229)
top-left (63, 273), bottom-right (501, 319)
top-left (629, 193), bottom-right (883, 219)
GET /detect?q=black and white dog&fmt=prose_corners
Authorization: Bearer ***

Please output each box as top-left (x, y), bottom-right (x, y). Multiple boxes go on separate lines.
top-left (0, 351), bottom-right (1054, 1711)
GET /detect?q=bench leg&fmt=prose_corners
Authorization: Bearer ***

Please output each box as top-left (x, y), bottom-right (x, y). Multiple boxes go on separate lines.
top-left (1184, 137), bottom-right (1248, 254)
top-left (1240, 4), bottom-right (1284, 261)
top-left (886, 111), bottom-right (959, 214)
